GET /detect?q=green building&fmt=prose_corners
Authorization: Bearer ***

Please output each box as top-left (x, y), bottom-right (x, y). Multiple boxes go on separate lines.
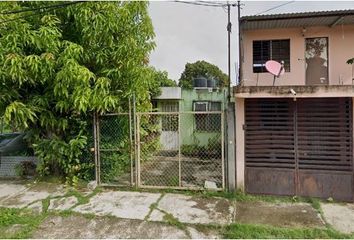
top-left (152, 86), bottom-right (227, 151)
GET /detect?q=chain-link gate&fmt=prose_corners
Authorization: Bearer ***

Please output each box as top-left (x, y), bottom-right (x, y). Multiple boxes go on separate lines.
top-left (95, 110), bottom-right (225, 190)
top-left (137, 111), bottom-right (224, 190)
top-left (94, 112), bottom-right (135, 186)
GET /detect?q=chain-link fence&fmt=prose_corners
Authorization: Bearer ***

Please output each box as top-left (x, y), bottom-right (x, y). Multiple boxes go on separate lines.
top-left (137, 112), bottom-right (224, 190)
top-left (95, 111), bottom-right (224, 190)
top-left (97, 113), bottom-right (134, 186)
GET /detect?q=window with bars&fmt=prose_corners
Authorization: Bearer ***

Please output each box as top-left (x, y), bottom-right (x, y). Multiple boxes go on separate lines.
top-left (253, 39), bottom-right (290, 73)
top-left (193, 101), bottom-right (221, 132)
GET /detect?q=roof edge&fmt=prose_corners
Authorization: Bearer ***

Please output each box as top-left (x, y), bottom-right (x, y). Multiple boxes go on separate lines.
top-left (241, 9), bottom-right (354, 22)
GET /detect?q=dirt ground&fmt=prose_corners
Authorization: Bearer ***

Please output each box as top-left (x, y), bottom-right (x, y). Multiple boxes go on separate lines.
top-left (236, 201), bottom-right (325, 228)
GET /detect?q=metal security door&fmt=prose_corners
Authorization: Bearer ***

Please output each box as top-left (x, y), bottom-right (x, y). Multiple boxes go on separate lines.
top-left (245, 98), bottom-right (354, 201)
top-left (245, 98), bottom-right (296, 195)
top-left (297, 98), bottom-right (353, 201)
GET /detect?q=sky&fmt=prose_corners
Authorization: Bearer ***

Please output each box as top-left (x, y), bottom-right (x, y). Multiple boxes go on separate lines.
top-left (148, 0), bottom-right (354, 85)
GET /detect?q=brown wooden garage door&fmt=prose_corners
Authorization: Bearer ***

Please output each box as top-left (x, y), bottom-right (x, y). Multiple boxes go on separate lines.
top-left (245, 98), bottom-right (353, 201)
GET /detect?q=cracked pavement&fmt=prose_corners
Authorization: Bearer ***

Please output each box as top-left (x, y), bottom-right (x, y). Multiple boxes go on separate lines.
top-left (2, 180), bottom-right (353, 238)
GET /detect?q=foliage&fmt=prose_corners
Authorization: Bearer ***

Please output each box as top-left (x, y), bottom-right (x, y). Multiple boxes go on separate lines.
top-left (0, 2), bottom-right (156, 184)
top-left (148, 67), bottom-right (177, 97)
top-left (207, 135), bottom-right (221, 156)
top-left (223, 223), bottom-right (352, 239)
top-left (99, 116), bottom-right (132, 183)
top-left (181, 135), bottom-right (221, 158)
top-left (139, 115), bottom-right (162, 161)
top-left (14, 161), bottom-right (37, 178)
top-left (178, 60), bottom-right (228, 89)
top-left (0, 207), bottom-right (45, 239)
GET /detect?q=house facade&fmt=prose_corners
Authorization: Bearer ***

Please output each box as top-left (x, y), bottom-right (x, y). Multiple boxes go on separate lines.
top-left (235, 10), bottom-right (354, 201)
top-left (152, 86), bottom-right (227, 150)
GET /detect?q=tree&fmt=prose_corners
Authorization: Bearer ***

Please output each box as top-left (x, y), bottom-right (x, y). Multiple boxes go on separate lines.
top-left (0, 2), bottom-right (156, 183)
top-left (147, 67), bottom-right (177, 97)
top-left (178, 60), bottom-right (228, 89)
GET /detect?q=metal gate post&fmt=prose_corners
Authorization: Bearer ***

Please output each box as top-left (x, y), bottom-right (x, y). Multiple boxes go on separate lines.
top-left (128, 97), bottom-right (134, 186)
top-left (221, 112), bottom-right (225, 190)
top-left (93, 113), bottom-right (99, 185)
top-left (178, 112), bottom-right (182, 187)
top-left (136, 113), bottom-right (141, 187)
top-left (93, 112), bottom-right (101, 185)
top-left (133, 95), bottom-right (138, 188)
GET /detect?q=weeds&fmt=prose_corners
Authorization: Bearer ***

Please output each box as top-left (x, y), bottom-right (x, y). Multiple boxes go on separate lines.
top-left (223, 223), bottom-right (354, 239)
top-left (0, 207), bottom-right (46, 239)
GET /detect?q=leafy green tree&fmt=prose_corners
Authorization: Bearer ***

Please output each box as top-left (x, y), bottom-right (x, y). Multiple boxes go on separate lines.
top-left (0, 2), bottom-right (156, 183)
top-left (147, 67), bottom-right (177, 97)
top-left (178, 60), bottom-right (228, 89)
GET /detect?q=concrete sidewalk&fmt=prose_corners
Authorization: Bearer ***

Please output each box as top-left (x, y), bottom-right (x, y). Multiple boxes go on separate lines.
top-left (0, 181), bottom-right (235, 225)
top-left (1, 180), bottom-right (353, 238)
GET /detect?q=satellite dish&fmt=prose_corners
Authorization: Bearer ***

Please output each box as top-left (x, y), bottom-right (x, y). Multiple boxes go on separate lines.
top-left (265, 60), bottom-right (285, 86)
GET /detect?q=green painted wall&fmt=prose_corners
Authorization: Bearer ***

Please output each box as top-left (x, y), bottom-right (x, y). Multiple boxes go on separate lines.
top-left (155, 88), bottom-right (227, 148)
top-left (179, 88), bottom-right (227, 147)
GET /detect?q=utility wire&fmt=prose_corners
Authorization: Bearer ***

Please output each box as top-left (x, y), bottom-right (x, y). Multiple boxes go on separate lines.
top-left (174, 1), bottom-right (225, 8)
top-left (255, 1), bottom-right (295, 15)
top-left (174, 1), bottom-right (240, 9)
top-left (0, 2), bottom-right (84, 24)
top-left (196, 1), bottom-right (226, 6)
top-left (0, 1), bottom-right (84, 15)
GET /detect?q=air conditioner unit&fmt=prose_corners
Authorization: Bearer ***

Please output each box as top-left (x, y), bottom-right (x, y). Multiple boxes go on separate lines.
top-left (193, 102), bottom-right (208, 112)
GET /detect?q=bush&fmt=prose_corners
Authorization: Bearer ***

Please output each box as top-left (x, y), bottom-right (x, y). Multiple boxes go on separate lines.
top-left (15, 161), bottom-right (36, 178)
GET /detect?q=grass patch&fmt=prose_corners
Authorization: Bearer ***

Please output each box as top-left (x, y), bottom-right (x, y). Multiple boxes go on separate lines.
top-left (65, 186), bottom-right (102, 207)
top-left (305, 197), bottom-right (322, 213)
top-left (223, 223), bottom-right (353, 239)
top-left (144, 193), bottom-right (164, 221)
top-left (54, 209), bottom-right (96, 220)
top-left (66, 189), bottom-right (90, 205)
top-left (163, 213), bottom-right (188, 232)
top-left (42, 197), bottom-right (50, 213)
top-left (0, 207), bottom-right (47, 239)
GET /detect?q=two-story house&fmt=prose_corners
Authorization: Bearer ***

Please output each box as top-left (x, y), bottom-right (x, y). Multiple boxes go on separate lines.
top-left (234, 10), bottom-right (354, 201)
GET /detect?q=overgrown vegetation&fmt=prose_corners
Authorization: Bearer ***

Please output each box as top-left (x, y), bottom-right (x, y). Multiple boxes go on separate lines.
top-left (0, 2), bottom-right (171, 184)
top-left (223, 223), bottom-right (353, 239)
top-left (0, 208), bottom-right (46, 239)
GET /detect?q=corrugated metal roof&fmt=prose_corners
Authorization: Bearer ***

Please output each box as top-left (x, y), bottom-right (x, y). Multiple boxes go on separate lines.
top-left (241, 9), bottom-right (354, 30)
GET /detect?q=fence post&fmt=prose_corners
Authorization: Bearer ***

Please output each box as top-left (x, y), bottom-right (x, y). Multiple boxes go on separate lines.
top-left (93, 112), bottom-right (101, 185)
top-left (178, 113), bottom-right (182, 187)
top-left (136, 113), bottom-right (141, 187)
top-left (129, 97), bottom-right (134, 186)
top-left (221, 112), bottom-right (225, 190)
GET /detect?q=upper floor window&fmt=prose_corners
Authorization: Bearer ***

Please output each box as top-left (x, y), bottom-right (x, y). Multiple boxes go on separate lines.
top-left (253, 39), bottom-right (290, 73)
